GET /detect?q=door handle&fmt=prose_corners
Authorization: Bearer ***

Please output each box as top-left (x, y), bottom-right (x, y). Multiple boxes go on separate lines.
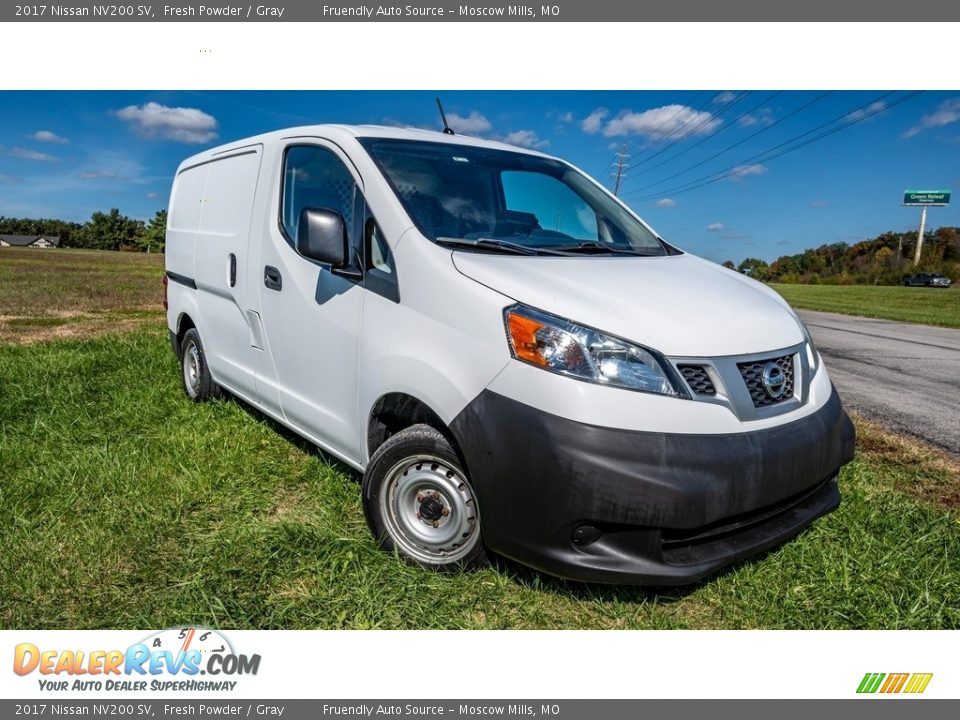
top-left (264, 265), bottom-right (282, 291)
top-left (229, 253), bottom-right (237, 287)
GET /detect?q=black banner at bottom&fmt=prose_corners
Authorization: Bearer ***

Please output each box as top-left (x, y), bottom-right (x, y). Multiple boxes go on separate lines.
top-left (2, 700), bottom-right (957, 720)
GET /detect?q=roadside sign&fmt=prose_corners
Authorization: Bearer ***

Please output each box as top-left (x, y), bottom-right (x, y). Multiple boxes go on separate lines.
top-left (903, 189), bottom-right (951, 206)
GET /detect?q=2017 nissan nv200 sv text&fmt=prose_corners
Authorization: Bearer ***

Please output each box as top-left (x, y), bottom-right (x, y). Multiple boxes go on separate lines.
top-left (164, 124), bottom-right (855, 585)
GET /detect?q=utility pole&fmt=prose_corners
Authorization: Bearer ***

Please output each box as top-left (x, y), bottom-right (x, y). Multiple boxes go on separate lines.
top-left (912, 205), bottom-right (927, 266)
top-left (612, 144), bottom-right (629, 196)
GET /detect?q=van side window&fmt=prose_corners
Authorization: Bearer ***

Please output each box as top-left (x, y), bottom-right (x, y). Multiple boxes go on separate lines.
top-left (363, 216), bottom-right (399, 303)
top-left (367, 220), bottom-right (393, 275)
top-left (281, 145), bottom-right (356, 245)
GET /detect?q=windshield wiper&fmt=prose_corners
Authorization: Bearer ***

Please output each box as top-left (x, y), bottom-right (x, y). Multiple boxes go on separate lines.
top-left (552, 241), bottom-right (662, 257)
top-left (436, 237), bottom-right (569, 256)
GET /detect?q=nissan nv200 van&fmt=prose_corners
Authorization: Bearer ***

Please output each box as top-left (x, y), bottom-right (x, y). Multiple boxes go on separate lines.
top-left (164, 124), bottom-right (855, 585)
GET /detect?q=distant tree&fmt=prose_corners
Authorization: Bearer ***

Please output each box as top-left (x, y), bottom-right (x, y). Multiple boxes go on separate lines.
top-left (75, 208), bottom-right (144, 251)
top-left (0, 216), bottom-right (83, 246)
top-left (738, 226), bottom-right (960, 285)
top-left (721, 260), bottom-right (736, 270)
top-left (737, 257), bottom-right (769, 278)
top-left (138, 210), bottom-right (167, 253)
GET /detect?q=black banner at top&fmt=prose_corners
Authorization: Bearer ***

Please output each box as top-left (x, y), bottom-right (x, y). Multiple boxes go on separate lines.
top-left (4, 0), bottom-right (959, 22)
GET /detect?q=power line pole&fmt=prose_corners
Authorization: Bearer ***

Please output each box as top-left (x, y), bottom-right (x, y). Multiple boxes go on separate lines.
top-left (913, 205), bottom-right (927, 266)
top-left (612, 144), bottom-right (629, 196)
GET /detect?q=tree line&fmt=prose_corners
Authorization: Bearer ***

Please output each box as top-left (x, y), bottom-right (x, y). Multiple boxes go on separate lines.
top-left (0, 209), bottom-right (167, 253)
top-left (5, 211), bottom-right (960, 287)
top-left (723, 226), bottom-right (960, 285)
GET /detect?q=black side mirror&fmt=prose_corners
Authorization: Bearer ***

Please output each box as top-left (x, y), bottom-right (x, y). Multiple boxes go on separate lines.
top-left (296, 207), bottom-right (348, 267)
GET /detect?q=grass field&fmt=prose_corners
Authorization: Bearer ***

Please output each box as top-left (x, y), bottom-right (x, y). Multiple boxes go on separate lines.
top-left (0, 247), bottom-right (164, 344)
top-left (770, 282), bottom-right (960, 328)
top-left (1, 249), bottom-right (959, 629)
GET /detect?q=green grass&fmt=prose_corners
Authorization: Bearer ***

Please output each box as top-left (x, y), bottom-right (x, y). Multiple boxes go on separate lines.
top-left (770, 283), bottom-right (960, 328)
top-left (1, 325), bottom-right (958, 629)
top-left (0, 247), bottom-right (164, 343)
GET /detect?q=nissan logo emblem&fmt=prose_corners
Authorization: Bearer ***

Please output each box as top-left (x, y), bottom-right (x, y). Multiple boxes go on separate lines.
top-left (761, 361), bottom-right (788, 399)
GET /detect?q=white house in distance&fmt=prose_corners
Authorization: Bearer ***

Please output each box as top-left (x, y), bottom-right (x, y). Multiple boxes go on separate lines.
top-left (0, 234), bottom-right (60, 248)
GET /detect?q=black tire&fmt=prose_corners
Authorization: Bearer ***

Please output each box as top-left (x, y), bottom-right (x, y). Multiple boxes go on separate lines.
top-left (179, 328), bottom-right (223, 402)
top-left (362, 424), bottom-right (488, 572)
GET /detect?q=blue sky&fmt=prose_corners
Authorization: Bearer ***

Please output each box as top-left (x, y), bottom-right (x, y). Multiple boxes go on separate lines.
top-left (1, 90), bottom-right (958, 263)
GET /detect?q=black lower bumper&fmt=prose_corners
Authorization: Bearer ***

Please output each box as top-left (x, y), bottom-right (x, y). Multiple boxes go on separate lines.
top-left (450, 388), bottom-right (855, 585)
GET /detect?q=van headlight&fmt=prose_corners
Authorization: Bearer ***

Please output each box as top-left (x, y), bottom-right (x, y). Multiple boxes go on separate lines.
top-left (503, 305), bottom-right (685, 396)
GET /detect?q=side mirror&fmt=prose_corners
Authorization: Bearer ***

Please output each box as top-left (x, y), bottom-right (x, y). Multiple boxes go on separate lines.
top-left (296, 207), bottom-right (348, 267)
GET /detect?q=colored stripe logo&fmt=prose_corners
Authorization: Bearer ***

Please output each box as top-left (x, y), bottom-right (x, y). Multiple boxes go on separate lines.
top-left (857, 673), bottom-right (933, 694)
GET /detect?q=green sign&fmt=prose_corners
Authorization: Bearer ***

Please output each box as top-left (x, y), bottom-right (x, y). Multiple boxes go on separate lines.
top-left (903, 189), bottom-right (951, 206)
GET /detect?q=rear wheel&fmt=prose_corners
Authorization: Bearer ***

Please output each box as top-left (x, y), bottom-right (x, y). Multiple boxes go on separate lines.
top-left (179, 328), bottom-right (223, 402)
top-left (362, 424), bottom-right (487, 571)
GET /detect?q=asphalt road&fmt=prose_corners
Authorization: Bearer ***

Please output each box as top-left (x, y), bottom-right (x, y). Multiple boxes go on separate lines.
top-left (798, 309), bottom-right (960, 455)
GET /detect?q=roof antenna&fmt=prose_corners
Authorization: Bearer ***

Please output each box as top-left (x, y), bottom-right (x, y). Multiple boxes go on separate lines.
top-left (436, 97), bottom-right (455, 135)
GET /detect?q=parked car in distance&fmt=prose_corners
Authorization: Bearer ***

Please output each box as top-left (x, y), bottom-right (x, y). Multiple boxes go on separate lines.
top-left (164, 124), bottom-right (855, 586)
top-left (903, 272), bottom-right (952, 287)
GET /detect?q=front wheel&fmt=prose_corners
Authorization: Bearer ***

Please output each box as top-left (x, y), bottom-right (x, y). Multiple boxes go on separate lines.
top-left (362, 424), bottom-right (487, 571)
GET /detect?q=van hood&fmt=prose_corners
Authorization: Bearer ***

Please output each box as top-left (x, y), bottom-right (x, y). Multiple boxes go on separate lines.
top-left (451, 252), bottom-right (803, 357)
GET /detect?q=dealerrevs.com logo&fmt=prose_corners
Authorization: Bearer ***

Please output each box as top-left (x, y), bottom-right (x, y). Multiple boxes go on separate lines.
top-left (857, 673), bottom-right (933, 694)
top-left (13, 628), bottom-right (261, 693)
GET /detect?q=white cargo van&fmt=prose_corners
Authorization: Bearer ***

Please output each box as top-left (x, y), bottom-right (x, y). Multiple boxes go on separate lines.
top-left (164, 124), bottom-right (855, 585)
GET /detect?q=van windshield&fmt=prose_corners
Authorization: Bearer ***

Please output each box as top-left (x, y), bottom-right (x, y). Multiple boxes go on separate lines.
top-left (359, 138), bottom-right (668, 256)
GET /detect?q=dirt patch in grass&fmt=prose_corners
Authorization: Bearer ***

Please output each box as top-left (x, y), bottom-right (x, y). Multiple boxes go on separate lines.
top-left (263, 487), bottom-right (311, 522)
top-left (853, 413), bottom-right (960, 509)
top-left (0, 310), bottom-right (163, 345)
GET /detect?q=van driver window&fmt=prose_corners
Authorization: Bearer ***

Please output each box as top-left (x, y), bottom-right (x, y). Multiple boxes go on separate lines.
top-left (282, 145), bottom-right (356, 244)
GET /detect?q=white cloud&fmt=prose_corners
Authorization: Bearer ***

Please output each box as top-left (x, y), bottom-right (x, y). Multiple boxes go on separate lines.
top-left (501, 129), bottom-right (549, 149)
top-left (146, 192), bottom-right (161, 199)
top-left (809, 199), bottom-right (830, 208)
top-left (714, 92), bottom-right (738, 105)
top-left (77, 170), bottom-right (117, 180)
top-left (10, 147), bottom-right (58, 162)
top-left (581, 108), bottom-right (609, 134)
top-left (445, 111), bottom-right (492, 135)
top-left (602, 105), bottom-right (721, 139)
top-left (114, 102), bottom-right (219, 144)
top-left (903, 97), bottom-right (960, 138)
top-left (655, 198), bottom-right (676, 208)
top-left (29, 130), bottom-right (69, 144)
top-left (0, 174), bottom-right (14, 182)
top-left (558, 111), bottom-right (575, 123)
top-left (728, 164), bottom-right (768, 179)
top-left (738, 108), bottom-right (774, 127)
top-left (845, 100), bottom-right (887, 123)
top-left (706, 222), bottom-right (725, 232)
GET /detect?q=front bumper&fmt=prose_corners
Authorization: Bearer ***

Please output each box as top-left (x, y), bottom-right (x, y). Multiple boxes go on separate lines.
top-left (450, 387), bottom-right (855, 585)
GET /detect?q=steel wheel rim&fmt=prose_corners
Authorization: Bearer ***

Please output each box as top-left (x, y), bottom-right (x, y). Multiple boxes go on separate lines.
top-left (183, 341), bottom-right (201, 397)
top-left (380, 454), bottom-right (480, 564)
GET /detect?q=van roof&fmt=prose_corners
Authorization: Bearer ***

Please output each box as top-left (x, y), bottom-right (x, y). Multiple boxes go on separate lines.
top-left (177, 124), bottom-right (554, 169)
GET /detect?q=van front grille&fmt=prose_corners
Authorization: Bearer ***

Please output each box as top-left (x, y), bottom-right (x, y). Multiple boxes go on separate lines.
top-left (677, 364), bottom-right (716, 396)
top-left (737, 354), bottom-right (795, 407)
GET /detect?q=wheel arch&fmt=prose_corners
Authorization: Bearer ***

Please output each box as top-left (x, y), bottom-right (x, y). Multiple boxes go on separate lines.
top-left (173, 312), bottom-right (196, 359)
top-left (366, 392), bottom-right (466, 467)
